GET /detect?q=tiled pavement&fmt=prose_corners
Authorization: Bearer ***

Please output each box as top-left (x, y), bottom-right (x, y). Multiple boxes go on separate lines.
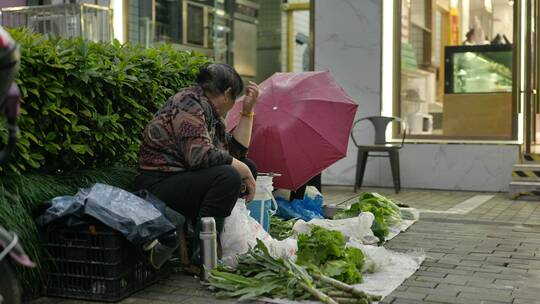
top-left (34, 186), bottom-right (540, 304)
top-left (382, 217), bottom-right (540, 304)
top-left (332, 186), bottom-right (540, 304)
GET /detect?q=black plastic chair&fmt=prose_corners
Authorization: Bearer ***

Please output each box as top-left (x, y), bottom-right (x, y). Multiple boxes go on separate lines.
top-left (350, 116), bottom-right (407, 193)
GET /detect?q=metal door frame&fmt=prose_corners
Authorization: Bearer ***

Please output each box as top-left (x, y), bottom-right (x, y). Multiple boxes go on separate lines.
top-left (522, 0), bottom-right (540, 153)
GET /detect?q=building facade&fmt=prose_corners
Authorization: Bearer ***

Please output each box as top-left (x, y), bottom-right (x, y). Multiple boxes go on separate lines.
top-left (316, 0), bottom-right (529, 192)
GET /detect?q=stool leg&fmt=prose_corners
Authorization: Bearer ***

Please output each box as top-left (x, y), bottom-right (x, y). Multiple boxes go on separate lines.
top-left (389, 150), bottom-right (401, 193)
top-left (355, 150), bottom-right (368, 193)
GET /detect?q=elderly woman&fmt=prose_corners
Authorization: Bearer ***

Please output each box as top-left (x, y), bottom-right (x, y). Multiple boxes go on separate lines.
top-left (134, 63), bottom-right (259, 263)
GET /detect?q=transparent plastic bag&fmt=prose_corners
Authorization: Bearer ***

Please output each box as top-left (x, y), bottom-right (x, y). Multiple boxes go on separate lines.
top-left (37, 183), bottom-right (176, 246)
top-left (221, 200), bottom-right (297, 266)
top-left (292, 212), bottom-right (379, 245)
top-left (346, 240), bottom-right (393, 273)
top-left (35, 196), bottom-right (86, 227)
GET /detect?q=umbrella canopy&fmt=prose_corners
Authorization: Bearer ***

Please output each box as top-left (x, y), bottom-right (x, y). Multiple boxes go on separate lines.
top-left (226, 71), bottom-right (358, 190)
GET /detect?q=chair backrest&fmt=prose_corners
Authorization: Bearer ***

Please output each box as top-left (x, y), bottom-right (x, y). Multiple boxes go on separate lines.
top-left (366, 116), bottom-right (394, 145)
top-left (350, 116), bottom-right (407, 146)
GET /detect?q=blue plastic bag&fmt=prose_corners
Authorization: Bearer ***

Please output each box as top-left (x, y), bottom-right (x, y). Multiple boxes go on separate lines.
top-left (275, 193), bottom-right (325, 221)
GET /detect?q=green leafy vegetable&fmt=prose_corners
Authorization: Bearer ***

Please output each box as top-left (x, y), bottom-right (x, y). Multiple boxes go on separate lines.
top-left (322, 260), bottom-right (362, 284)
top-left (269, 216), bottom-right (297, 240)
top-left (296, 226), bottom-right (365, 284)
top-left (345, 247), bottom-right (365, 270)
top-left (333, 192), bottom-right (403, 245)
top-left (359, 193), bottom-right (402, 227)
top-left (297, 226), bottom-right (345, 266)
top-left (361, 205), bottom-right (389, 245)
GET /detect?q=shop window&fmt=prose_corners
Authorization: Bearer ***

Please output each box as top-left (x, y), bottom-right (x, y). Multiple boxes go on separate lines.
top-left (397, 0), bottom-right (515, 140)
top-left (155, 0), bottom-right (182, 44)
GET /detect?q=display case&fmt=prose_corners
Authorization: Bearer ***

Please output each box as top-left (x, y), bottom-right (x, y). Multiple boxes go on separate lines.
top-left (444, 44), bottom-right (512, 94)
top-left (442, 44), bottom-right (514, 139)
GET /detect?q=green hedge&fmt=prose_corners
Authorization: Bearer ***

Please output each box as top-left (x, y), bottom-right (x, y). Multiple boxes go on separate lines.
top-left (0, 29), bottom-right (210, 297)
top-left (1, 28), bottom-right (209, 173)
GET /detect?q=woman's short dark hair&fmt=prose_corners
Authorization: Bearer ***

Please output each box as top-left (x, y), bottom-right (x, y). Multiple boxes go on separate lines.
top-left (195, 63), bottom-right (244, 99)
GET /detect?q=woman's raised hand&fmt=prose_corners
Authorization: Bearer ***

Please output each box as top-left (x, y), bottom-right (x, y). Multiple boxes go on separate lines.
top-left (242, 81), bottom-right (260, 112)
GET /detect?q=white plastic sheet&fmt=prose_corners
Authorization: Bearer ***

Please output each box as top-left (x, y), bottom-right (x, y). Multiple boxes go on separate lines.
top-left (387, 219), bottom-right (417, 242)
top-left (348, 241), bottom-right (425, 298)
top-left (260, 209), bottom-right (423, 304)
top-left (261, 244), bottom-right (425, 304)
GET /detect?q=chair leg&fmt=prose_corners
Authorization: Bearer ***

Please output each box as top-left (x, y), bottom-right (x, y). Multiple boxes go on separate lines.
top-left (355, 150), bottom-right (368, 193)
top-left (389, 150), bottom-right (401, 193)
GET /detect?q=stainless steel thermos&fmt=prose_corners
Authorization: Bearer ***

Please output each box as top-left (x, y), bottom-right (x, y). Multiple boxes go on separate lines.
top-left (199, 217), bottom-right (218, 281)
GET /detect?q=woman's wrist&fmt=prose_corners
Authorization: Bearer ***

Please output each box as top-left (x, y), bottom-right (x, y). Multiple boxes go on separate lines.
top-left (240, 110), bottom-right (255, 118)
top-left (240, 105), bottom-right (255, 117)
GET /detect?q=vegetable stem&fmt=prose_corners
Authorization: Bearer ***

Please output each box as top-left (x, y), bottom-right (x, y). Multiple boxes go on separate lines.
top-left (299, 282), bottom-right (339, 304)
top-left (334, 297), bottom-right (370, 304)
top-left (313, 273), bottom-right (381, 301)
top-left (327, 291), bottom-right (356, 298)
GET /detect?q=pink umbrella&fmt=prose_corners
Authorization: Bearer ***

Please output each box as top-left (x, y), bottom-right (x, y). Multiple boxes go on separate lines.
top-left (226, 71), bottom-right (358, 190)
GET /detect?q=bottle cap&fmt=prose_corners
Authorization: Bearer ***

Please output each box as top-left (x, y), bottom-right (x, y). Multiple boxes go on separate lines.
top-left (200, 217), bottom-right (216, 233)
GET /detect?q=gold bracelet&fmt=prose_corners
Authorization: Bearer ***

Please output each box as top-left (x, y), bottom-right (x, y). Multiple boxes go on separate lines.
top-left (240, 111), bottom-right (255, 117)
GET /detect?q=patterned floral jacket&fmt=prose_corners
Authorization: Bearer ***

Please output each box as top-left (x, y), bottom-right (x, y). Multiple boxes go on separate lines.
top-left (138, 85), bottom-right (247, 172)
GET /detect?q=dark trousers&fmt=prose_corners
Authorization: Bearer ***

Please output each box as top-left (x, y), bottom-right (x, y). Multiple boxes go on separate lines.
top-left (134, 158), bottom-right (257, 221)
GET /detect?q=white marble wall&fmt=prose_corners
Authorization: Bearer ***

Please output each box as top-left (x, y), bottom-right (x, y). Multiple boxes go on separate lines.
top-left (314, 0), bottom-right (382, 186)
top-left (375, 144), bottom-right (519, 192)
top-left (315, 0), bottom-right (520, 192)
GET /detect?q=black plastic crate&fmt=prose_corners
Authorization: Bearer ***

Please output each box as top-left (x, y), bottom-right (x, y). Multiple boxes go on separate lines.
top-left (43, 219), bottom-right (165, 302)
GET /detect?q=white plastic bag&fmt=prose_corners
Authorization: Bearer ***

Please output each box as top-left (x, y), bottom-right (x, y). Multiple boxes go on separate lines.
top-left (292, 212), bottom-right (379, 245)
top-left (304, 186), bottom-right (322, 199)
top-left (345, 240), bottom-right (393, 273)
top-left (273, 185), bottom-right (322, 202)
top-left (221, 200), bottom-right (297, 266)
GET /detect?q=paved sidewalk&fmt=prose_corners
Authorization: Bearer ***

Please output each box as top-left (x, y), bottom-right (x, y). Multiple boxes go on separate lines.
top-left (342, 186), bottom-right (540, 304)
top-left (34, 186), bottom-right (540, 304)
top-left (382, 216), bottom-right (540, 304)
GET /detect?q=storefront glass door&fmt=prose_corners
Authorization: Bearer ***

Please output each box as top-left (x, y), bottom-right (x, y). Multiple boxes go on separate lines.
top-left (395, 0), bottom-right (518, 141)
